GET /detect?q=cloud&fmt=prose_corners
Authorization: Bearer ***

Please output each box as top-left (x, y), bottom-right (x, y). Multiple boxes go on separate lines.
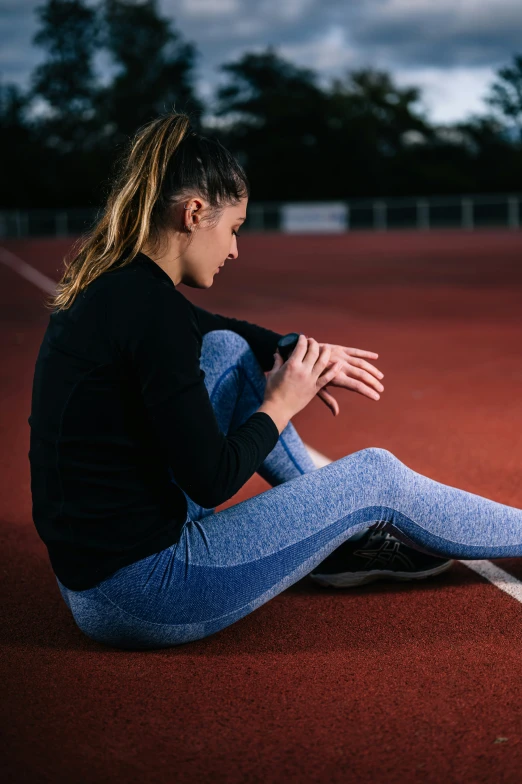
top-left (179, 0), bottom-right (240, 14)
top-left (0, 0), bottom-right (519, 123)
top-left (279, 27), bottom-right (358, 74)
top-left (352, 0), bottom-right (522, 67)
top-left (394, 65), bottom-right (497, 124)
top-left (0, 0), bottom-right (43, 84)
top-left (158, 0), bottom-right (521, 72)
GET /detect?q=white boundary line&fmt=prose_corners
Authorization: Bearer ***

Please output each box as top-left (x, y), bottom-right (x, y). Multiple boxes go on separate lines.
top-left (3, 245), bottom-right (522, 605)
top-left (0, 246), bottom-right (57, 294)
top-left (457, 560), bottom-right (522, 602)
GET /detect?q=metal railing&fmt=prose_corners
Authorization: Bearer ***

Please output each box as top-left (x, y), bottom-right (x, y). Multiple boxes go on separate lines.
top-left (0, 192), bottom-right (520, 238)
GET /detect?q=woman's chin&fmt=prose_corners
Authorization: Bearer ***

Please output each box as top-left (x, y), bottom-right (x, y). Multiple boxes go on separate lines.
top-left (185, 268), bottom-right (220, 289)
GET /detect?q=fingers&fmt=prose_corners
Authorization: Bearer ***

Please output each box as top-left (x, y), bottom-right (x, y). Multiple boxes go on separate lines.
top-left (291, 333), bottom-right (309, 363)
top-left (319, 360), bottom-right (342, 386)
top-left (315, 342), bottom-right (330, 372)
top-left (346, 348), bottom-right (379, 359)
top-left (348, 356), bottom-right (384, 379)
top-left (348, 365), bottom-right (384, 393)
top-left (348, 379), bottom-right (381, 400)
top-left (318, 387), bottom-right (340, 416)
top-left (302, 336), bottom-right (322, 370)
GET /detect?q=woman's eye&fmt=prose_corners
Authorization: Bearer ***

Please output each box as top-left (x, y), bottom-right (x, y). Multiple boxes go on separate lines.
top-left (232, 230), bottom-right (241, 238)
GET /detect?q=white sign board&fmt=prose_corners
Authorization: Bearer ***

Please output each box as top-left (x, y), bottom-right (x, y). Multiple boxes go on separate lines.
top-left (281, 202), bottom-right (348, 233)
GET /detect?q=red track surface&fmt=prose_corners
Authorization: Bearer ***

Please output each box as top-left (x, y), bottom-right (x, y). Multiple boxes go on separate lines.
top-left (2, 230), bottom-right (522, 783)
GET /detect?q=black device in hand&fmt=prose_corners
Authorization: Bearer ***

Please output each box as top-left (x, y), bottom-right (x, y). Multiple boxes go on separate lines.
top-left (276, 332), bottom-right (302, 362)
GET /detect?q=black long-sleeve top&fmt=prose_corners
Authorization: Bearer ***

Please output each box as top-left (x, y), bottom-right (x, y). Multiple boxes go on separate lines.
top-left (28, 252), bottom-right (284, 590)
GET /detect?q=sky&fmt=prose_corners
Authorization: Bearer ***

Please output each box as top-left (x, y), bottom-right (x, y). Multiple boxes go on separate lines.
top-left (1, 0), bottom-right (521, 124)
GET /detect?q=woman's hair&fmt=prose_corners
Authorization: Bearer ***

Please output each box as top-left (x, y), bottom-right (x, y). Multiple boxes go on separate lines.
top-left (47, 111), bottom-right (250, 311)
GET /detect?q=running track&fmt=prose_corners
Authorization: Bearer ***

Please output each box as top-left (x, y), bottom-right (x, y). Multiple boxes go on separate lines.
top-left (2, 231), bottom-right (522, 783)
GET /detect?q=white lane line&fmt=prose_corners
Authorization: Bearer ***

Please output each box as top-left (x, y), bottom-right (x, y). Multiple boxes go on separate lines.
top-left (0, 246), bottom-right (57, 294)
top-left (305, 445), bottom-right (522, 604)
top-left (4, 245), bottom-right (522, 605)
top-left (457, 560), bottom-right (522, 603)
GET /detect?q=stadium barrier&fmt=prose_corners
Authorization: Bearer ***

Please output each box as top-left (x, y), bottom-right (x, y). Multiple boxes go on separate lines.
top-left (0, 192), bottom-right (520, 238)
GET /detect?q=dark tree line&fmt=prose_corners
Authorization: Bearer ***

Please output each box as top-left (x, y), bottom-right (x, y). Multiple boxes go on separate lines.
top-left (1, 0), bottom-right (521, 209)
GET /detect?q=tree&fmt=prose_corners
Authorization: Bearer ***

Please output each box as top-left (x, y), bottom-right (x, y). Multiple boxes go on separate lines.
top-left (454, 115), bottom-right (522, 192)
top-left (325, 68), bottom-right (434, 197)
top-left (216, 47), bottom-right (323, 127)
top-left (31, 0), bottom-right (100, 152)
top-left (26, 0), bottom-right (203, 206)
top-left (486, 54), bottom-right (522, 142)
top-left (328, 69), bottom-right (431, 153)
top-left (98, 0), bottom-right (203, 148)
top-left (0, 83), bottom-right (46, 207)
top-left (214, 47), bottom-right (330, 199)
top-left (5, 6), bottom-right (521, 208)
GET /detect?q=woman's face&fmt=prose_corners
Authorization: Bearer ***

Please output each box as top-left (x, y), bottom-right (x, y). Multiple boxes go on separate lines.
top-left (181, 196), bottom-right (248, 288)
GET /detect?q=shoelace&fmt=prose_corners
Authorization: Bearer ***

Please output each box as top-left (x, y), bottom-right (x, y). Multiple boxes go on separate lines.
top-left (369, 521), bottom-right (388, 533)
top-left (368, 531), bottom-right (394, 547)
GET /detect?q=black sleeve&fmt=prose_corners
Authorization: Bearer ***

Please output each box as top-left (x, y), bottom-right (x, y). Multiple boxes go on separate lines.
top-left (188, 301), bottom-right (286, 373)
top-left (122, 286), bottom-right (280, 509)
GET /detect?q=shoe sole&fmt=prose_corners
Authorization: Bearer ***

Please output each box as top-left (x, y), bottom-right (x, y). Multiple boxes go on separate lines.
top-left (309, 559), bottom-right (454, 588)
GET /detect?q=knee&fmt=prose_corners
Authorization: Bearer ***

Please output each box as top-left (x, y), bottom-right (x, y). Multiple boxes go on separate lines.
top-left (364, 447), bottom-right (396, 460)
top-left (355, 447), bottom-right (399, 469)
top-left (201, 330), bottom-right (252, 369)
top-left (342, 447), bottom-right (401, 487)
top-left (202, 330), bottom-right (250, 357)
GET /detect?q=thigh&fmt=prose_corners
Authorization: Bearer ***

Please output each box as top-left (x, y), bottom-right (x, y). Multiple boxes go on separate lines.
top-left (59, 436), bottom-right (522, 648)
top-left (69, 448), bottom-right (398, 649)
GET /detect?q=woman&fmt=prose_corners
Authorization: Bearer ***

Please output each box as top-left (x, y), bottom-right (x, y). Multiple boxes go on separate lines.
top-left (28, 112), bottom-right (521, 651)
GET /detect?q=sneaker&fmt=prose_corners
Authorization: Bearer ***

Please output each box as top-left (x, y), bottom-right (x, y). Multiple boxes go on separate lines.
top-left (309, 526), bottom-right (454, 588)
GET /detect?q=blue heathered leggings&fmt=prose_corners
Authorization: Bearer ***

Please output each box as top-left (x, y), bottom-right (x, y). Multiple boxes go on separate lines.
top-left (56, 329), bottom-right (522, 650)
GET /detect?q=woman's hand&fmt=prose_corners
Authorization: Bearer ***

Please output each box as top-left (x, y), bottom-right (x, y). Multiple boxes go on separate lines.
top-left (312, 341), bottom-right (384, 416)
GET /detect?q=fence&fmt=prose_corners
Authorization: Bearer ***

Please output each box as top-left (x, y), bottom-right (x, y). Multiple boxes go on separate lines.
top-left (0, 192), bottom-right (521, 238)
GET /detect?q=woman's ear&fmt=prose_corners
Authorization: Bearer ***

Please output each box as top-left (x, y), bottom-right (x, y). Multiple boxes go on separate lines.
top-left (184, 198), bottom-right (205, 232)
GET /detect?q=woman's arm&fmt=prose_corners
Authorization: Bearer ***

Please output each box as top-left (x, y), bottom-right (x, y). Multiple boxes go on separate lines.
top-left (188, 301), bottom-right (288, 373)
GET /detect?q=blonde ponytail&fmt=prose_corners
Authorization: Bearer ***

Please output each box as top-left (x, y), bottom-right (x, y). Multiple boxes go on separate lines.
top-left (47, 112), bottom-right (192, 311)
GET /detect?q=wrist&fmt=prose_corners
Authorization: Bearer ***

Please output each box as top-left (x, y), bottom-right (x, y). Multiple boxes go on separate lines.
top-left (256, 400), bottom-right (291, 435)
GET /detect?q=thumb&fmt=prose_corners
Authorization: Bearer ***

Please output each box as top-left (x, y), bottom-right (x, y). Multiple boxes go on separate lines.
top-left (272, 351), bottom-right (283, 368)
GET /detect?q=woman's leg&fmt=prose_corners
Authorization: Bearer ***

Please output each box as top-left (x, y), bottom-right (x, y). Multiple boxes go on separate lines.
top-left (170, 329), bottom-right (448, 576)
top-left (171, 332), bottom-right (522, 561)
top-left (62, 331), bottom-right (522, 650)
top-left (167, 330), bottom-right (320, 526)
